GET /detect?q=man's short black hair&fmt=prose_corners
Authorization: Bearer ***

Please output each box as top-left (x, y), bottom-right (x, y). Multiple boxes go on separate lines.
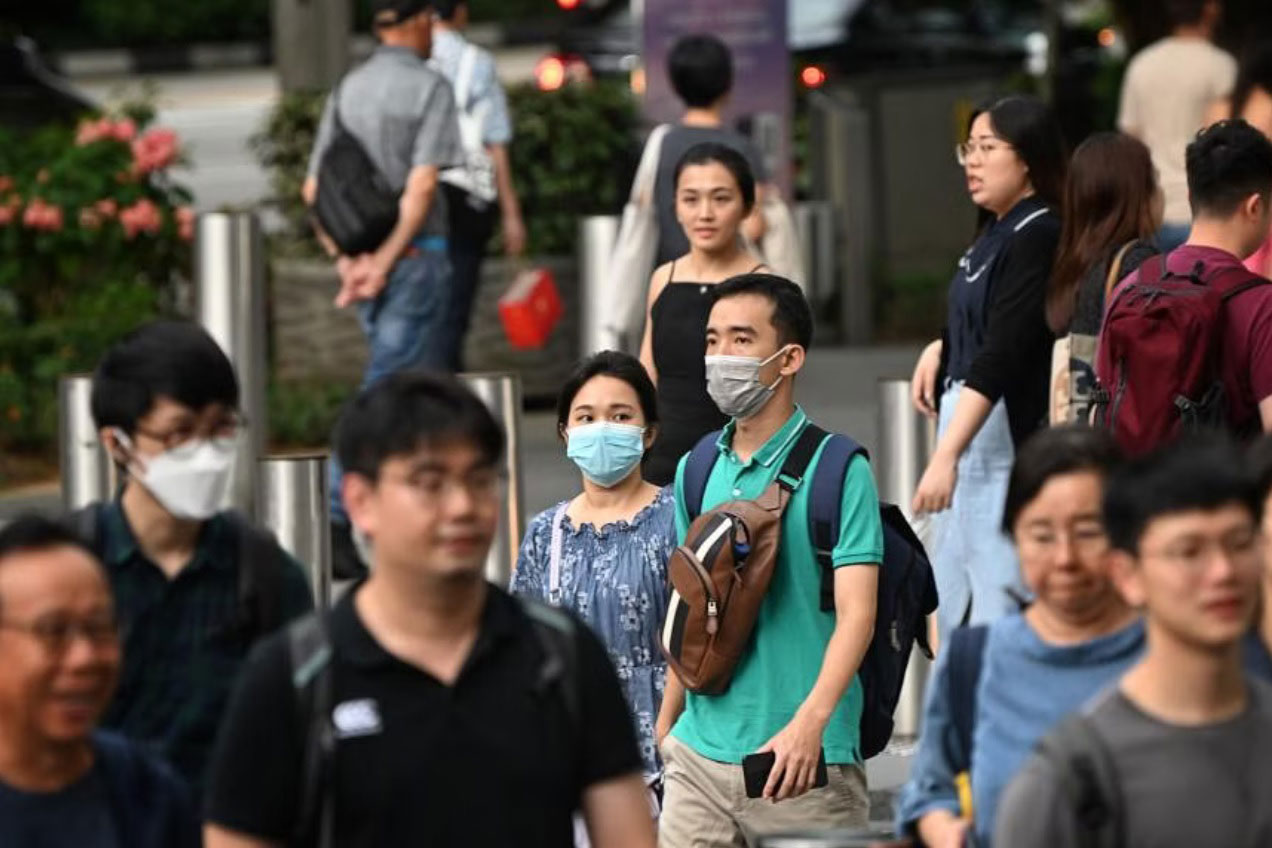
top-left (1248, 435), bottom-right (1272, 503)
top-left (91, 321), bottom-right (239, 436)
top-left (1186, 119), bottom-right (1272, 218)
top-left (1167, 0), bottom-right (1212, 26)
top-left (1103, 434), bottom-right (1261, 555)
top-left (711, 273), bottom-right (814, 351)
top-left (336, 370), bottom-right (503, 481)
top-left (0, 514), bottom-right (100, 611)
top-left (668, 35), bottom-right (733, 109)
top-left (432, 0), bottom-right (463, 21)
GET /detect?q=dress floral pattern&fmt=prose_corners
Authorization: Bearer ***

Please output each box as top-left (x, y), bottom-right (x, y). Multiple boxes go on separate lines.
top-left (511, 487), bottom-right (676, 777)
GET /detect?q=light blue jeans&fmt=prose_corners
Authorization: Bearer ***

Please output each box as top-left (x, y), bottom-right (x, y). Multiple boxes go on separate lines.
top-left (929, 382), bottom-right (1025, 639)
top-left (329, 250), bottom-right (454, 523)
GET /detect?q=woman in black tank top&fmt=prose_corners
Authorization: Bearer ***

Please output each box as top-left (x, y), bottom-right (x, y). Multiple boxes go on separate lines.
top-left (640, 143), bottom-right (767, 485)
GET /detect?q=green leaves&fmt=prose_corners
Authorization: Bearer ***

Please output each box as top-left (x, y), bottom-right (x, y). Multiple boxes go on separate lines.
top-left (506, 80), bottom-right (639, 256)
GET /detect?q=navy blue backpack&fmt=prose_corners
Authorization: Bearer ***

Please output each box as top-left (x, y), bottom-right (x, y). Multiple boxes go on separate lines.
top-left (683, 423), bottom-right (939, 759)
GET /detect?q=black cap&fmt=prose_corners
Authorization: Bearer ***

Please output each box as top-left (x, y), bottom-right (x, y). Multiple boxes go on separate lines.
top-left (371, 0), bottom-right (431, 27)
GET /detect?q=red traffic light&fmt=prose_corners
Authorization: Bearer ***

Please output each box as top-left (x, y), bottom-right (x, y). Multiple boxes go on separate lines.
top-left (801, 65), bottom-right (827, 89)
top-left (557, 0), bottom-right (582, 9)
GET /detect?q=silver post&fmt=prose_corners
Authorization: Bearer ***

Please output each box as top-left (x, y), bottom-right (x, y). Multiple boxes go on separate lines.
top-left (877, 378), bottom-right (937, 742)
top-left (195, 211), bottom-right (267, 516)
top-left (257, 454), bottom-right (331, 608)
top-left (578, 215), bottom-right (622, 355)
top-left (794, 201), bottom-right (836, 306)
top-left (460, 373), bottom-right (524, 587)
top-left (58, 375), bottom-right (116, 510)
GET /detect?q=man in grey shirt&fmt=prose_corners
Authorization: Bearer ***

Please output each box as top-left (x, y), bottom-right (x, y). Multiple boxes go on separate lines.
top-left (996, 436), bottom-right (1272, 848)
top-left (302, 0), bottom-right (461, 578)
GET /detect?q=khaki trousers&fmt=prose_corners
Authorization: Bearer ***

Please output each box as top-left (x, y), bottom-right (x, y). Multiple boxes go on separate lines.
top-left (658, 735), bottom-right (869, 848)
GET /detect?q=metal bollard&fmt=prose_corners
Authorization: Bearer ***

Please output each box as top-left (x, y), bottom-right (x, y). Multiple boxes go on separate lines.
top-left (877, 378), bottom-right (937, 741)
top-left (257, 454), bottom-right (331, 608)
top-left (58, 375), bottom-right (116, 510)
top-left (460, 373), bottom-right (525, 587)
top-left (578, 215), bottom-right (622, 355)
top-left (794, 201), bottom-right (836, 306)
top-left (195, 211), bottom-right (267, 516)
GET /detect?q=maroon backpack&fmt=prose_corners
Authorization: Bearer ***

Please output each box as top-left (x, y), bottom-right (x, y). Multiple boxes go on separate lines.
top-left (1093, 255), bottom-right (1268, 455)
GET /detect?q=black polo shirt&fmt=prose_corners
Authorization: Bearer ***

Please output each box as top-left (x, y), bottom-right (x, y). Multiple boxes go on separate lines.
top-left (206, 584), bottom-right (642, 847)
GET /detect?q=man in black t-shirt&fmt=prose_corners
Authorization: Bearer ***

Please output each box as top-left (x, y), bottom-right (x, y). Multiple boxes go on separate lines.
top-left (204, 371), bottom-right (654, 848)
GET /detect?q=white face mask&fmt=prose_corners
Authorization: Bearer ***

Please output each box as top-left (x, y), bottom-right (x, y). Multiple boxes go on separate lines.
top-left (114, 430), bottom-right (235, 521)
top-left (704, 346), bottom-right (791, 420)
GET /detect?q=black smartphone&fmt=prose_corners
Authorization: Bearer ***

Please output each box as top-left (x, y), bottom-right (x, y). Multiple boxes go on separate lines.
top-left (742, 749), bottom-right (829, 799)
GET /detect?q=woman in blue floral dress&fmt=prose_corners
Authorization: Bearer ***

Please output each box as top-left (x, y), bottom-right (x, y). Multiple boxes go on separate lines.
top-left (512, 351), bottom-right (676, 787)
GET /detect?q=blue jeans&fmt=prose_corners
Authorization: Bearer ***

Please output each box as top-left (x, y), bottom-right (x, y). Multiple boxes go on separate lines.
top-left (930, 382), bottom-right (1025, 638)
top-left (329, 250), bottom-right (455, 523)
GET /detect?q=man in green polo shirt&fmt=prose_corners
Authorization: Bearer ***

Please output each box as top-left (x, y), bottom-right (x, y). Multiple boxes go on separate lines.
top-left (83, 321), bottom-right (313, 801)
top-left (655, 274), bottom-right (881, 843)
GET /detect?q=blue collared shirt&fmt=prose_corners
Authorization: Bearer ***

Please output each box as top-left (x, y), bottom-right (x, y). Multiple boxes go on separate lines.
top-left (430, 28), bottom-right (513, 146)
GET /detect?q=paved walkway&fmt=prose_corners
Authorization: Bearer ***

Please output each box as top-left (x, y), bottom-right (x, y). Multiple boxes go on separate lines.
top-left (0, 343), bottom-right (925, 822)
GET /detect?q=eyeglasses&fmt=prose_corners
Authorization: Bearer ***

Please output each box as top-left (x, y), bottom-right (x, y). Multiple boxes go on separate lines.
top-left (1020, 524), bottom-right (1108, 555)
top-left (1142, 533), bottom-right (1260, 570)
top-left (132, 415), bottom-right (245, 454)
top-left (0, 614), bottom-right (119, 655)
top-left (383, 468), bottom-right (504, 505)
top-left (955, 139), bottom-right (1014, 166)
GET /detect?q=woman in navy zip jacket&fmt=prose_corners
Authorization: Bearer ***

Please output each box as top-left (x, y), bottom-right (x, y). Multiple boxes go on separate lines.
top-left (910, 96), bottom-right (1067, 637)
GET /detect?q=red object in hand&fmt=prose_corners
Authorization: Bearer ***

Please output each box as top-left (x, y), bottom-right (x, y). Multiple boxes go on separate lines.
top-left (498, 267), bottom-right (563, 350)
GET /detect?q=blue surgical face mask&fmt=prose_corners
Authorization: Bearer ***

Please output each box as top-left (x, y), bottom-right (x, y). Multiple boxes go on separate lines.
top-left (565, 422), bottom-right (646, 488)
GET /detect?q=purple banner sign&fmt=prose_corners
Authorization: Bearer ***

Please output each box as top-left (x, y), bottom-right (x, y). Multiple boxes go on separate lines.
top-left (642, 0), bottom-right (792, 195)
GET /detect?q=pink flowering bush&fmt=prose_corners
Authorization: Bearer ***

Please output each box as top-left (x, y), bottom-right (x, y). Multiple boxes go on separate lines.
top-left (0, 102), bottom-right (193, 458)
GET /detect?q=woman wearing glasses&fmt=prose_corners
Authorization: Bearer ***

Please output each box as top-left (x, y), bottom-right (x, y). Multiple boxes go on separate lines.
top-left (910, 96), bottom-right (1067, 637)
top-left (895, 426), bottom-right (1142, 848)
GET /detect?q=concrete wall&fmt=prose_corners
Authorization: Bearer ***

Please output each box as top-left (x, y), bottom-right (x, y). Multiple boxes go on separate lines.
top-left (269, 255), bottom-right (579, 399)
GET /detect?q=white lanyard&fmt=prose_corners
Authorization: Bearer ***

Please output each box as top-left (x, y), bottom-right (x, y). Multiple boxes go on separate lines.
top-left (548, 502), bottom-right (569, 605)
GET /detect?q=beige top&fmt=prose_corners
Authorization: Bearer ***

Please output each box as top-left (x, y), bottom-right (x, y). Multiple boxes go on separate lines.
top-left (1118, 36), bottom-right (1237, 225)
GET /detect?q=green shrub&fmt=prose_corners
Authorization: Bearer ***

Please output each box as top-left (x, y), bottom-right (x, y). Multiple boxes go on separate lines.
top-left (250, 90), bottom-right (326, 258)
top-left (267, 378), bottom-right (354, 450)
top-left (0, 100), bottom-right (190, 453)
top-left (506, 80), bottom-right (639, 255)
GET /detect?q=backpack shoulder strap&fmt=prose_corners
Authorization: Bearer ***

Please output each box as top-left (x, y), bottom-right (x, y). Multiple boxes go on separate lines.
top-left (946, 624), bottom-right (990, 773)
top-left (1216, 268), bottom-right (1271, 302)
top-left (520, 598), bottom-right (581, 727)
top-left (806, 432), bottom-right (868, 611)
top-left (777, 423), bottom-right (830, 492)
top-left (683, 430), bottom-right (724, 521)
top-left (289, 613), bottom-right (335, 848)
top-left (1142, 252), bottom-right (1170, 283)
top-left (1037, 713), bottom-right (1125, 848)
top-left (223, 511), bottom-right (288, 636)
